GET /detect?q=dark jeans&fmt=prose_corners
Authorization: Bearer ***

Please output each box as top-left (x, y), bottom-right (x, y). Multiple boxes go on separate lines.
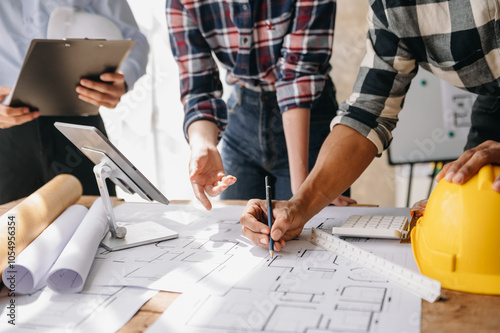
top-left (220, 78), bottom-right (349, 200)
top-left (465, 95), bottom-right (500, 150)
top-left (0, 115), bottom-right (115, 204)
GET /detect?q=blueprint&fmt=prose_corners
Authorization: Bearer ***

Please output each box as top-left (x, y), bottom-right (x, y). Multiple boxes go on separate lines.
top-left (0, 285), bottom-right (156, 333)
top-left (147, 206), bottom-right (421, 333)
top-left (0, 201), bottom-right (420, 332)
top-left (86, 203), bottom-right (264, 293)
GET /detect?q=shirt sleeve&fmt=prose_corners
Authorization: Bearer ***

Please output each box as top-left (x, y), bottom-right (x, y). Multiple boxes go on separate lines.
top-left (89, 0), bottom-right (149, 90)
top-left (331, 1), bottom-right (418, 154)
top-left (275, 0), bottom-right (335, 112)
top-left (166, 0), bottom-right (227, 142)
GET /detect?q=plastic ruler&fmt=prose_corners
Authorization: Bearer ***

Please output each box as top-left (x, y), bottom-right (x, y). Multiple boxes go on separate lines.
top-left (308, 227), bottom-right (442, 303)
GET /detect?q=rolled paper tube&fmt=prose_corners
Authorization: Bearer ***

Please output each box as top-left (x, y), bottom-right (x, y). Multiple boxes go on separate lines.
top-left (0, 174), bottom-right (83, 281)
top-left (2, 205), bottom-right (89, 294)
top-left (47, 198), bottom-right (108, 293)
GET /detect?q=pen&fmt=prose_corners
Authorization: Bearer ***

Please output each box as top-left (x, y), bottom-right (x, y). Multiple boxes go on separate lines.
top-left (265, 176), bottom-right (274, 258)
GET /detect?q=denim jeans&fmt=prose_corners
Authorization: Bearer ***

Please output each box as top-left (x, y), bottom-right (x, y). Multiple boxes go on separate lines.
top-left (465, 95), bottom-right (500, 150)
top-left (220, 78), bottom-right (343, 200)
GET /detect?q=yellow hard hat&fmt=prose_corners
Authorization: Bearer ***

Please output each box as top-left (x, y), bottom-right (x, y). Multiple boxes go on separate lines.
top-left (411, 164), bottom-right (500, 295)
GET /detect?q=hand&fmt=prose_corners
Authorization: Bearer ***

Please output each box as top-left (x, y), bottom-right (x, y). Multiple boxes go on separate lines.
top-left (436, 140), bottom-right (500, 192)
top-left (189, 142), bottom-right (236, 210)
top-left (76, 72), bottom-right (126, 109)
top-left (0, 86), bottom-right (39, 129)
top-left (331, 195), bottom-right (357, 206)
top-left (240, 199), bottom-right (306, 251)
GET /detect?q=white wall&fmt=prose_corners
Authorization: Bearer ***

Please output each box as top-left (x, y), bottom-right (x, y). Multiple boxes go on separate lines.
top-left (100, 0), bottom-right (194, 202)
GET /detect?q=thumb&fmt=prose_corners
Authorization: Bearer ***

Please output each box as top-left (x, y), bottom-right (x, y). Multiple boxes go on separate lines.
top-left (270, 227), bottom-right (283, 241)
top-left (270, 216), bottom-right (289, 241)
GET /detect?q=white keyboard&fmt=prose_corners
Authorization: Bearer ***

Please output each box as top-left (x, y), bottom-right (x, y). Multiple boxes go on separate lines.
top-left (331, 215), bottom-right (410, 239)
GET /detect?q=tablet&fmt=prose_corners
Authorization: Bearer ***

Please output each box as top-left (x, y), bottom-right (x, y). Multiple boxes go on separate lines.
top-left (54, 122), bottom-right (168, 205)
top-left (8, 39), bottom-right (135, 116)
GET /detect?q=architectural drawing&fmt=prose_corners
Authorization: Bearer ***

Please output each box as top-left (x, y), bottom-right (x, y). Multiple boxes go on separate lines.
top-left (86, 204), bottom-right (263, 293)
top-left (0, 285), bottom-right (155, 333)
top-left (147, 206), bottom-right (421, 333)
top-left (0, 202), bottom-right (419, 332)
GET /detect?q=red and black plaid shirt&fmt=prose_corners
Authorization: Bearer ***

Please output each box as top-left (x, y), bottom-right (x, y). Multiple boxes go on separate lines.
top-left (166, 0), bottom-right (336, 140)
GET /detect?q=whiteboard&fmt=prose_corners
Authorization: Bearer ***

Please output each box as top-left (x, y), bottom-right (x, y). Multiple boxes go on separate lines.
top-left (388, 69), bottom-right (476, 164)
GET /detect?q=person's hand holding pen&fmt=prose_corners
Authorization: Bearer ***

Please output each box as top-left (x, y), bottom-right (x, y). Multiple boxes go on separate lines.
top-left (0, 86), bottom-right (40, 129)
top-left (76, 72), bottom-right (127, 109)
top-left (241, 198), bottom-right (305, 252)
top-left (265, 176), bottom-right (274, 257)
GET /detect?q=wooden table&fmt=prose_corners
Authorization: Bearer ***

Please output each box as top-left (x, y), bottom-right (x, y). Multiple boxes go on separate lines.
top-left (1, 197), bottom-right (500, 332)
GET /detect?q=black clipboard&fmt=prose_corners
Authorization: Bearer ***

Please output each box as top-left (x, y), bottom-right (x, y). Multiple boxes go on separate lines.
top-left (7, 39), bottom-right (135, 116)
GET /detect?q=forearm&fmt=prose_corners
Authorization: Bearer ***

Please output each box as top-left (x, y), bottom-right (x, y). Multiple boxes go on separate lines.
top-left (283, 107), bottom-right (310, 194)
top-left (187, 120), bottom-right (219, 149)
top-left (290, 124), bottom-right (378, 222)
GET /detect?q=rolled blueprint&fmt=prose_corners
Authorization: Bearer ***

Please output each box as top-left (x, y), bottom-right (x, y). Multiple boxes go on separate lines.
top-left (2, 205), bottom-right (88, 294)
top-left (0, 174), bottom-right (83, 281)
top-left (47, 198), bottom-right (108, 293)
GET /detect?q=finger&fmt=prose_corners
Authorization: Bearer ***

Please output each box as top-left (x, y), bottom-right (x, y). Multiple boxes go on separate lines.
top-left (240, 200), bottom-right (269, 234)
top-left (100, 72), bottom-right (124, 83)
top-left (342, 196), bottom-right (357, 205)
top-left (77, 92), bottom-right (119, 109)
top-left (0, 106), bottom-right (30, 117)
top-left (268, 208), bottom-right (296, 242)
top-left (0, 111), bottom-right (39, 128)
top-left (276, 239), bottom-right (285, 251)
top-left (0, 111), bottom-right (39, 124)
top-left (203, 174), bottom-right (237, 197)
top-left (331, 197), bottom-right (348, 206)
top-left (77, 84), bottom-right (121, 102)
top-left (221, 175), bottom-right (237, 186)
top-left (494, 173), bottom-right (500, 192)
top-left (204, 183), bottom-right (227, 197)
top-left (77, 94), bottom-right (102, 107)
top-left (443, 150), bottom-right (476, 182)
top-left (80, 79), bottom-right (119, 95)
top-left (192, 183), bottom-right (212, 211)
top-left (436, 162), bottom-right (453, 182)
top-left (241, 225), bottom-right (270, 250)
top-left (451, 151), bottom-right (492, 185)
top-left (77, 84), bottom-right (123, 107)
top-left (270, 224), bottom-right (284, 242)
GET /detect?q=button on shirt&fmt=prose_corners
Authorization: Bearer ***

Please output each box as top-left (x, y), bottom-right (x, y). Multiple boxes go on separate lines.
top-left (166, 0), bottom-right (335, 140)
top-left (0, 0), bottom-right (149, 90)
top-left (333, 0), bottom-right (500, 154)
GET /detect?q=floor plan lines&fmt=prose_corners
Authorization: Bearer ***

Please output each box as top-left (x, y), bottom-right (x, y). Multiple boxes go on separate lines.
top-left (148, 225), bottom-right (421, 333)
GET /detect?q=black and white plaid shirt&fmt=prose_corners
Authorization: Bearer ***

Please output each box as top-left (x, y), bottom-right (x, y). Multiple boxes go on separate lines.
top-left (332, 0), bottom-right (500, 153)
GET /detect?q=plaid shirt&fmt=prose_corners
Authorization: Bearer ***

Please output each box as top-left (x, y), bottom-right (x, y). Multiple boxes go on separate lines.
top-left (333, 0), bottom-right (500, 154)
top-left (166, 0), bottom-right (335, 140)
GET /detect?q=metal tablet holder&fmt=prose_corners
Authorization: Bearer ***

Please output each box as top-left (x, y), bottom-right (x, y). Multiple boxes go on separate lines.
top-left (83, 147), bottom-right (178, 251)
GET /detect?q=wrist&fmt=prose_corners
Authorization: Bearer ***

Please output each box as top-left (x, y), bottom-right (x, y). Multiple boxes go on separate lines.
top-left (290, 182), bottom-right (333, 223)
top-left (188, 120), bottom-right (219, 149)
top-left (290, 168), bottom-right (308, 194)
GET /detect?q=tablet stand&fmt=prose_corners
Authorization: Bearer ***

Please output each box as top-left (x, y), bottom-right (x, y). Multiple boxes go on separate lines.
top-left (85, 148), bottom-right (178, 251)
